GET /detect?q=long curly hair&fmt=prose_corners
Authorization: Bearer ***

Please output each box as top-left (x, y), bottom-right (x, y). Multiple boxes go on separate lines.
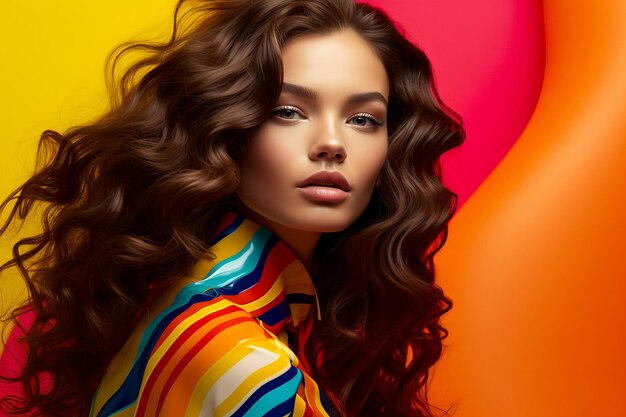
top-left (0, 0), bottom-right (465, 416)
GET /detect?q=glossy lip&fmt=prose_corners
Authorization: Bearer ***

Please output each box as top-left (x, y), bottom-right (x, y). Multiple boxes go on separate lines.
top-left (296, 171), bottom-right (352, 192)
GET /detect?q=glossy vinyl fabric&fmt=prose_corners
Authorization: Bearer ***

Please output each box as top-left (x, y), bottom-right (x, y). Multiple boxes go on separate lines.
top-left (89, 213), bottom-right (332, 417)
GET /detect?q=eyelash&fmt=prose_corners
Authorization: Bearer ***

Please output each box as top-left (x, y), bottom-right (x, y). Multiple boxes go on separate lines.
top-left (351, 112), bottom-right (383, 127)
top-left (271, 105), bottom-right (383, 127)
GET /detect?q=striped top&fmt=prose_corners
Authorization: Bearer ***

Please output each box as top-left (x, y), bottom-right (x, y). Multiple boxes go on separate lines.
top-left (90, 213), bottom-right (338, 417)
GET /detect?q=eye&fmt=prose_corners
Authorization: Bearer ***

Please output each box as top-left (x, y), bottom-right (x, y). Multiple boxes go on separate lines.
top-left (271, 105), bottom-right (305, 120)
top-left (348, 113), bottom-right (383, 128)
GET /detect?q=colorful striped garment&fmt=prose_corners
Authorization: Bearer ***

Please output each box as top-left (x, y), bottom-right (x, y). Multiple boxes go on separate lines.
top-left (90, 213), bottom-right (337, 417)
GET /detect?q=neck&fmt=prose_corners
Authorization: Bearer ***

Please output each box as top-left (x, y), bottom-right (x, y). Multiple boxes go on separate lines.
top-left (235, 205), bottom-right (321, 270)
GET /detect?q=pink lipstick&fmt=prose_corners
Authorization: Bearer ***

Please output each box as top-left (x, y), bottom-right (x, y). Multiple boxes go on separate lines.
top-left (296, 171), bottom-right (351, 203)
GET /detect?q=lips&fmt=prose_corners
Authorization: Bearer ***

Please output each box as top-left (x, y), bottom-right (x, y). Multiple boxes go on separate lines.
top-left (296, 171), bottom-right (352, 191)
top-left (296, 171), bottom-right (352, 203)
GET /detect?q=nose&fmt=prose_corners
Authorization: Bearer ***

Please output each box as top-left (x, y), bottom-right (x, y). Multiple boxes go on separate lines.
top-left (308, 120), bottom-right (347, 163)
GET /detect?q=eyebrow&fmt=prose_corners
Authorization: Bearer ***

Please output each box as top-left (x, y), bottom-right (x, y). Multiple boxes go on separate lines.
top-left (281, 82), bottom-right (388, 107)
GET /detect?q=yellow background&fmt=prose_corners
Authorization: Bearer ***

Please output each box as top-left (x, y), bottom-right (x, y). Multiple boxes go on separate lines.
top-left (0, 1), bottom-right (177, 312)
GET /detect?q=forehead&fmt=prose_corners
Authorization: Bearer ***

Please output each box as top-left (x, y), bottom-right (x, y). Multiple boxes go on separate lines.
top-left (280, 29), bottom-right (389, 100)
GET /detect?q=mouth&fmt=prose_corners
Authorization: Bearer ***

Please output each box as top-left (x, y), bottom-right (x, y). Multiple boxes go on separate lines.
top-left (296, 171), bottom-right (351, 203)
top-left (296, 171), bottom-right (351, 192)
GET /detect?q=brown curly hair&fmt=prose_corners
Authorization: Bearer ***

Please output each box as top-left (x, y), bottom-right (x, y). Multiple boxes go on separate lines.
top-left (0, 0), bottom-right (465, 416)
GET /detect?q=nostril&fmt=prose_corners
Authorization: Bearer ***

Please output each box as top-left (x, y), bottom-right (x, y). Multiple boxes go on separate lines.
top-left (312, 149), bottom-right (346, 161)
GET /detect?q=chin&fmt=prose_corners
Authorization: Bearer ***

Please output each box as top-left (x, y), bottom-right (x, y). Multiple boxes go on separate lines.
top-left (289, 211), bottom-right (361, 233)
top-left (239, 197), bottom-right (366, 235)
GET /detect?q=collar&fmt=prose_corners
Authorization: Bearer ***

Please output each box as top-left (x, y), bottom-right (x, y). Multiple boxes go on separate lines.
top-left (186, 212), bottom-right (321, 331)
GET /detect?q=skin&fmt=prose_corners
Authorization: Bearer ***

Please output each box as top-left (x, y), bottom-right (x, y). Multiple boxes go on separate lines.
top-left (237, 28), bottom-right (389, 268)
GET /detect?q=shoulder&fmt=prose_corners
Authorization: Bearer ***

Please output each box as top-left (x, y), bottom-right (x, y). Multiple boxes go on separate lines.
top-left (93, 297), bottom-right (303, 417)
top-left (138, 298), bottom-right (304, 416)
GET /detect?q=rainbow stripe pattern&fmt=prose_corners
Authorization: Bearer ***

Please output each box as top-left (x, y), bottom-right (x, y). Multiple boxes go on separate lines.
top-left (90, 213), bottom-right (336, 417)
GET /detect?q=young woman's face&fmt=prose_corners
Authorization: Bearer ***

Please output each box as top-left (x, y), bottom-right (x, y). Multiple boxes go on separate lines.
top-left (238, 29), bottom-right (389, 233)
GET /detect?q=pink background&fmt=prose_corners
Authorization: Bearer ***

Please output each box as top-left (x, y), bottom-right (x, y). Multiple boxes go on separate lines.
top-left (363, 0), bottom-right (545, 208)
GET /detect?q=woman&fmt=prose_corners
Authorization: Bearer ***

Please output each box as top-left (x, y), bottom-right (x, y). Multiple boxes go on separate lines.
top-left (0, 0), bottom-right (465, 416)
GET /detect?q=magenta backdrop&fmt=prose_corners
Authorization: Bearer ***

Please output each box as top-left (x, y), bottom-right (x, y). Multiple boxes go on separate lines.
top-left (361, 0), bottom-right (545, 208)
